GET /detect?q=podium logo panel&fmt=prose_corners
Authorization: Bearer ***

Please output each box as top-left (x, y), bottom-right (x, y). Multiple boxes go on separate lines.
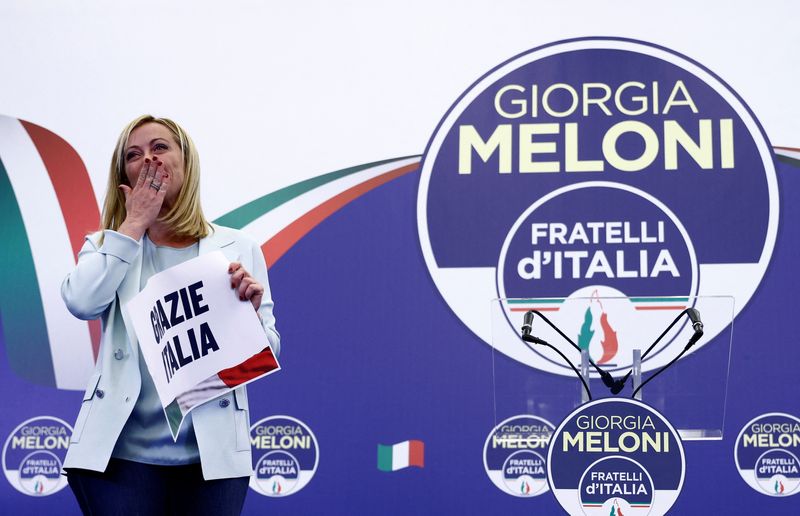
top-left (734, 413), bottom-right (800, 497)
top-left (546, 398), bottom-right (685, 515)
top-left (249, 415), bottom-right (319, 497)
top-left (483, 415), bottom-right (555, 497)
top-left (2, 416), bottom-right (72, 496)
top-left (417, 38), bottom-right (778, 376)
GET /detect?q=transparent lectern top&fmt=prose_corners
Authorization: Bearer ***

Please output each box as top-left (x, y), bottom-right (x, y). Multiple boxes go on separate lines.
top-left (490, 295), bottom-right (734, 440)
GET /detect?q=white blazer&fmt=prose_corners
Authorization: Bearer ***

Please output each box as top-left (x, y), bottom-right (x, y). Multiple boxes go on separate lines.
top-left (61, 224), bottom-right (280, 480)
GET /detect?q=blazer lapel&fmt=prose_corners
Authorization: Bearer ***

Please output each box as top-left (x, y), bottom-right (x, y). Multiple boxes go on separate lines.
top-left (117, 242), bottom-right (144, 358)
top-left (199, 224), bottom-right (237, 259)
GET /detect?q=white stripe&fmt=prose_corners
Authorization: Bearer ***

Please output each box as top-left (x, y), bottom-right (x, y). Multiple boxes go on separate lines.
top-left (392, 441), bottom-right (410, 471)
top-left (0, 116), bottom-right (94, 390)
top-left (241, 158), bottom-right (419, 244)
top-left (774, 148), bottom-right (800, 161)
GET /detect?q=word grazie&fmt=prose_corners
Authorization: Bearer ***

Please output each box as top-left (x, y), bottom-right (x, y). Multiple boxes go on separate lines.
top-left (148, 281), bottom-right (220, 383)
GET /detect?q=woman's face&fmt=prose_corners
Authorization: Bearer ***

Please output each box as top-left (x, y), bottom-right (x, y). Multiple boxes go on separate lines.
top-left (123, 122), bottom-right (185, 211)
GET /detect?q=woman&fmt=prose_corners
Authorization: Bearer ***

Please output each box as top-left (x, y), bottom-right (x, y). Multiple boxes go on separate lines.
top-left (61, 115), bottom-right (280, 515)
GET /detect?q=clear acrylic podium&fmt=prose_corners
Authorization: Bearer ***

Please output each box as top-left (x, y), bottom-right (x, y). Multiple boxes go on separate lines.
top-left (490, 296), bottom-right (734, 440)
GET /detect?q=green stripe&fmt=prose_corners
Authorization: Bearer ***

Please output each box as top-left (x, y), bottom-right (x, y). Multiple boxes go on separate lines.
top-left (630, 297), bottom-right (689, 303)
top-left (0, 156), bottom-right (56, 387)
top-left (506, 299), bottom-right (563, 304)
top-left (165, 400), bottom-right (184, 437)
top-left (377, 444), bottom-right (394, 471)
top-left (213, 156), bottom-right (420, 229)
top-left (776, 154), bottom-right (800, 168)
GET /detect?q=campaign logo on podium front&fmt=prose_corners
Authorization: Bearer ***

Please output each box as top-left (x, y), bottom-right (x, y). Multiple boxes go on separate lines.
top-left (417, 38), bottom-right (778, 376)
top-left (249, 415), bottom-right (319, 497)
top-left (734, 413), bottom-right (800, 497)
top-left (547, 398), bottom-right (685, 515)
top-left (2, 416), bottom-right (72, 496)
top-left (483, 415), bottom-right (555, 497)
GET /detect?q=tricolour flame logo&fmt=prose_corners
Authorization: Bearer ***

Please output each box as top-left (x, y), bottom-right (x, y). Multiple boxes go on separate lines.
top-left (775, 480), bottom-right (785, 494)
top-left (578, 291), bottom-right (620, 364)
top-left (520, 480), bottom-right (530, 495)
top-left (610, 498), bottom-right (625, 516)
top-left (272, 480), bottom-right (282, 494)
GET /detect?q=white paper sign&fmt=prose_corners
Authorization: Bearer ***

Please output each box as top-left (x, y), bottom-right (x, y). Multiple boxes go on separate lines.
top-left (125, 251), bottom-right (279, 438)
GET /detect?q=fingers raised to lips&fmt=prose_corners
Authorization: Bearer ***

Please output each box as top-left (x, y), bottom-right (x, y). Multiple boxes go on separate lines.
top-left (151, 164), bottom-right (165, 187)
top-left (157, 173), bottom-right (169, 196)
top-left (136, 158), bottom-right (151, 187)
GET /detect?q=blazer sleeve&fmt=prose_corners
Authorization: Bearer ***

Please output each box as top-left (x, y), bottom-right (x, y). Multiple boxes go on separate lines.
top-left (61, 230), bottom-right (142, 320)
top-left (248, 237), bottom-right (281, 357)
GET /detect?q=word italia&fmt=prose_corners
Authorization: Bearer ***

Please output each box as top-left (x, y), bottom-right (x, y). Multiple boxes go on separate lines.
top-left (258, 459), bottom-right (298, 477)
top-left (21, 458), bottom-right (59, 476)
top-left (518, 249), bottom-right (678, 280)
top-left (505, 457), bottom-right (544, 476)
top-left (584, 481), bottom-right (649, 496)
top-left (161, 322), bottom-right (220, 383)
top-left (758, 458), bottom-right (799, 476)
top-left (459, 81), bottom-right (734, 174)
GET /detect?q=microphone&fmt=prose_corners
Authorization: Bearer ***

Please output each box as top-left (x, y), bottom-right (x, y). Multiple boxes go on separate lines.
top-left (686, 308), bottom-right (704, 346)
top-left (519, 310), bottom-right (591, 400)
top-left (522, 309), bottom-right (626, 395)
top-left (631, 307), bottom-right (705, 398)
top-left (521, 310), bottom-right (534, 337)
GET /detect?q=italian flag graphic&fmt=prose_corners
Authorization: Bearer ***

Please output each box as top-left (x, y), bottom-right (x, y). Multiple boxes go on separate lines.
top-left (164, 346), bottom-right (281, 438)
top-left (377, 440), bottom-right (425, 471)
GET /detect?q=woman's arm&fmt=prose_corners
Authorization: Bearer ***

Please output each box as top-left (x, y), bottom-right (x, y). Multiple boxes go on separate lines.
top-left (229, 238), bottom-right (281, 357)
top-left (61, 230), bottom-right (141, 320)
top-left (250, 240), bottom-right (280, 357)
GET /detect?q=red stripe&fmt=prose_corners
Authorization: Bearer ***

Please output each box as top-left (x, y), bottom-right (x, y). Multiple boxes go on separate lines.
top-left (510, 307), bottom-right (559, 312)
top-left (218, 347), bottom-right (280, 387)
top-left (408, 440), bottom-right (425, 468)
top-left (635, 305), bottom-right (686, 311)
top-left (773, 146), bottom-right (800, 152)
top-left (21, 120), bottom-right (102, 360)
top-left (262, 163), bottom-right (419, 267)
top-left (21, 121), bottom-right (101, 258)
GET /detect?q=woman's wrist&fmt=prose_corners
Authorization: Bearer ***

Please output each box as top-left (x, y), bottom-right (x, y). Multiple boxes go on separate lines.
top-left (117, 219), bottom-right (147, 241)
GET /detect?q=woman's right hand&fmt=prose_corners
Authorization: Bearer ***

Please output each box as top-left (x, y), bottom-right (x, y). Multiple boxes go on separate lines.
top-left (117, 158), bottom-right (170, 241)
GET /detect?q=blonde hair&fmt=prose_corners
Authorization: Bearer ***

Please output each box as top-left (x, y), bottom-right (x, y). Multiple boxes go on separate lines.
top-left (100, 115), bottom-right (210, 240)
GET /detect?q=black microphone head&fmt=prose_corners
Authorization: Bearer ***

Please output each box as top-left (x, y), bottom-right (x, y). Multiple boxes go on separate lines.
top-left (610, 381), bottom-right (626, 395)
top-left (686, 308), bottom-right (703, 332)
top-left (609, 371), bottom-right (630, 395)
top-left (521, 310), bottom-right (535, 336)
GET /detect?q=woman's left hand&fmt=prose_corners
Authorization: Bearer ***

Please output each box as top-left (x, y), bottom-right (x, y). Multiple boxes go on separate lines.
top-left (228, 262), bottom-right (264, 312)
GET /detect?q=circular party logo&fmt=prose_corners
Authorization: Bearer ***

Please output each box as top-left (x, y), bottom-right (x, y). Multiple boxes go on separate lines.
top-left (734, 413), bottom-right (800, 497)
top-left (2, 416), bottom-right (72, 496)
top-left (483, 415), bottom-right (555, 497)
top-left (547, 398), bottom-right (685, 515)
top-left (417, 38), bottom-right (778, 376)
top-left (249, 415), bottom-right (319, 497)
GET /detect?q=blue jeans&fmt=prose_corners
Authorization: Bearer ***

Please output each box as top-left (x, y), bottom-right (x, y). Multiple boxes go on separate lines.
top-left (67, 459), bottom-right (250, 516)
